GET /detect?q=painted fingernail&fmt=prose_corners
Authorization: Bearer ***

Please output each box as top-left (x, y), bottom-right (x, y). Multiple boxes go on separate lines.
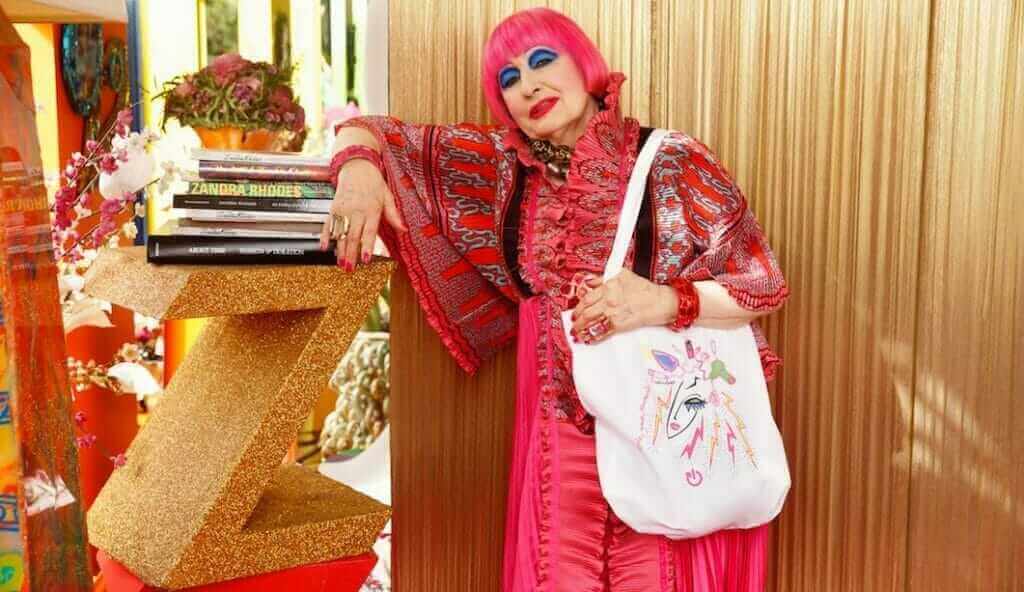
top-left (362, 252), bottom-right (372, 264)
top-left (347, 262), bottom-right (356, 272)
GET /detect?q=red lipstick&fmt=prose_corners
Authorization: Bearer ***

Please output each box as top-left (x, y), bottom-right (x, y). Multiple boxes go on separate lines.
top-left (529, 97), bottom-right (558, 119)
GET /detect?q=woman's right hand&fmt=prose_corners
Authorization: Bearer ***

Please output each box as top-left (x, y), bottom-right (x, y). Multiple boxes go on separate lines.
top-left (319, 158), bottom-right (408, 270)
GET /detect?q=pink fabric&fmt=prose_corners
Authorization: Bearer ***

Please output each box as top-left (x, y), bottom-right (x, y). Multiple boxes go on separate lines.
top-left (671, 525), bottom-right (770, 591)
top-left (340, 116), bottom-right (519, 373)
top-left (504, 295), bottom-right (546, 592)
top-left (500, 75), bottom-right (772, 590)
top-left (552, 420), bottom-right (609, 591)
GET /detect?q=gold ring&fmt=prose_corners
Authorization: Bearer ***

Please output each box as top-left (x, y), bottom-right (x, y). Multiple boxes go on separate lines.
top-left (331, 214), bottom-right (349, 237)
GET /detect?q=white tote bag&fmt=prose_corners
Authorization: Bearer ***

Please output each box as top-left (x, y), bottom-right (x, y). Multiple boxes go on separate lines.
top-left (561, 129), bottom-right (790, 539)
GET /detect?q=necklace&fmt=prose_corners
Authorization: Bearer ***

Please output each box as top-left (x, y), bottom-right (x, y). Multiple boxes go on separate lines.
top-left (527, 138), bottom-right (573, 179)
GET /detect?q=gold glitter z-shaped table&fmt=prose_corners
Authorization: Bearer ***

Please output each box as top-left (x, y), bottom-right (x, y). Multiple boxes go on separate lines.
top-left (81, 247), bottom-right (393, 589)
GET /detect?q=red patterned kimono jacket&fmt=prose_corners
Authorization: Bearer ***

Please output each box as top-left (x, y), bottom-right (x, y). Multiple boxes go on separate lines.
top-left (343, 74), bottom-right (788, 591)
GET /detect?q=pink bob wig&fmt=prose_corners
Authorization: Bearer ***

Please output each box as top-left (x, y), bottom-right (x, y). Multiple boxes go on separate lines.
top-left (482, 8), bottom-right (610, 128)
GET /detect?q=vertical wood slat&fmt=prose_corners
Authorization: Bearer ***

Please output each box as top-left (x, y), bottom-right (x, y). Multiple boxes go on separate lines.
top-left (650, 2), bottom-right (931, 589)
top-left (909, 1), bottom-right (1024, 590)
top-left (389, 275), bottom-right (516, 592)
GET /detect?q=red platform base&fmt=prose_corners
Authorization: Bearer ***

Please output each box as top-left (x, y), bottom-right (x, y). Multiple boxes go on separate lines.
top-left (97, 550), bottom-right (377, 592)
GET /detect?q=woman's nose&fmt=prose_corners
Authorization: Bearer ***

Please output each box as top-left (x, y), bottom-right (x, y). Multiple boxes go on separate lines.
top-left (520, 84), bottom-right (540, 99)
top-left (519, 71), bottom-right (541, 98)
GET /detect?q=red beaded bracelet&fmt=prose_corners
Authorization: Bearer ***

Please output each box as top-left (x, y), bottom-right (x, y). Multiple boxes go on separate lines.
top-left (329, 145), bottom-right (384, 188)
top-left (668, 278), bottom-right (700, 331)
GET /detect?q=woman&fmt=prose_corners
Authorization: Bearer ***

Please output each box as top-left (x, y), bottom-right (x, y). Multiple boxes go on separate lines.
top-left (321, 8), bottom-right (788, 591)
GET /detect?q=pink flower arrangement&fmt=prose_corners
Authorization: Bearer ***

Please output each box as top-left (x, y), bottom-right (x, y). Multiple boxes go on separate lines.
top-left (158, 53), bottom-right (306, 134)
top-left (51, 106), bottom-right (153, 266)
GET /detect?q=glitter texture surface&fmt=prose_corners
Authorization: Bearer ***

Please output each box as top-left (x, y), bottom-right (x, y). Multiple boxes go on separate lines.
top-left (83, 246), bottom-right (389, 319)
top-left (83, 247), bottom-right (393, 589)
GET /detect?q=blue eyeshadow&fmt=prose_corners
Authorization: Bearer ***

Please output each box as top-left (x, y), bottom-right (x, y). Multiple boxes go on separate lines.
top-left (528, 48), bottom-right (558, 69)
top-left (499, 66), bottom-right (520, 89)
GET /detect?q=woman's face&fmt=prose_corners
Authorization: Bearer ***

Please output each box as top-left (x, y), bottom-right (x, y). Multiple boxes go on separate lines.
top-left (498, 46), bottom-right (598, 147)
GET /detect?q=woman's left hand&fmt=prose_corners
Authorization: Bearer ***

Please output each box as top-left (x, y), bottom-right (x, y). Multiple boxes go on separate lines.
top-left (570, 269), bottom-right (678, 344)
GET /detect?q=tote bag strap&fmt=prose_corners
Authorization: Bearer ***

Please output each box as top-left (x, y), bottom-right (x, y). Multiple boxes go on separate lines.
top-left (603, 128), bottom-right (669, 281)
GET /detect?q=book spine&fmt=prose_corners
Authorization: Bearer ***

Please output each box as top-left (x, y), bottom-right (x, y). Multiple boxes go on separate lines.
top-left (191, 150), bottom-right (329, 167)
top-left (178, 209), bottom-right (326, 223)
top-left (173, 195), bottom-right (331, 214)
top-left (185, 180), bottom-right (335, 199)
top-left (174, 227), bottom-right (321, 239)
top-left (147, 236), bottom-right (337, 265)
top-left (197, 162), bottom-right (331, 182)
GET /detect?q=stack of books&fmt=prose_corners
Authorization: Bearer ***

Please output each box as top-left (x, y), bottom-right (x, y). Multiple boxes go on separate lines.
top-left (147, 148), bottom-right (338, 264)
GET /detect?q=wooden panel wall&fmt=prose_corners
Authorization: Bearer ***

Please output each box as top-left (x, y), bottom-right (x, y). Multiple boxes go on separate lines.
top-left (386, 2), bottom-right (1023, 591)
top-left (908, 2), bottom-right (1023, 590)
top-left (650, 2), bottom-right (931, 590)
top-left (388, 277), bottom-right (516, 590)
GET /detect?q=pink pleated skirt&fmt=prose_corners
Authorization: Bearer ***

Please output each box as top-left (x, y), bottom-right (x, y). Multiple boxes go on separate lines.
top-left (503, 296), bottom-right (770, 592)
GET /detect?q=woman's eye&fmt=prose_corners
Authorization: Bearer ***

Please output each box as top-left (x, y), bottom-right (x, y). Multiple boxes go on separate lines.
top-left (684, 397), bottom-right (706, 412)
top-left (528, 48), bottom-right (558, 69)
top-left (499, 67), bottom-right (520, 90)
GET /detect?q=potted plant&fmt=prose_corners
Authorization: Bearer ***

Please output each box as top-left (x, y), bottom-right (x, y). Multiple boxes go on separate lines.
top-left (158, 53), bottom-right (307, 151)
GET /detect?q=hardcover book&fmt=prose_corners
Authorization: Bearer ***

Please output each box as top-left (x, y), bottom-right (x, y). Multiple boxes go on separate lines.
top-left (184, 180), bottom-right (335, 199)
top-left (147, 233), bottom-right (337, 265)
top-left (197, 161), bottom-right (331, 183)
top-left (191, 148), bottom-right (329, 168)
top-left (173, 195), bottom-right (331, 214)
top-left (169, 218), bottom-right (323, 239)
top-left (176, 209), bottom-right (327, 224)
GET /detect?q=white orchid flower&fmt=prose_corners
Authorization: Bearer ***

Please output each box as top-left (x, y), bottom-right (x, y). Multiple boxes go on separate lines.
top-left (99, 132), bottom-right (157, 200)
top-left (106, 362), bottom-right (162, 398)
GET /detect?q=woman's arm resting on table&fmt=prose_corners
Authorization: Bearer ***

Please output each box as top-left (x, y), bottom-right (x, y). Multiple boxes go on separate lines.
top-left (320, 124), bottom-right (406, 269)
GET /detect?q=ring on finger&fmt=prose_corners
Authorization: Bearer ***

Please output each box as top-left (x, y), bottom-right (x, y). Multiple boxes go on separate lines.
top-left (331, 215), bottom-right (350, 239)
top-left (586, 317), bottom-right (610, 339)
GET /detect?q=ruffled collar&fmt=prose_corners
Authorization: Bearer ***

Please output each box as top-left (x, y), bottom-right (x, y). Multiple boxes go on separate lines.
top-left (502, 72), bottom-right (630, 175)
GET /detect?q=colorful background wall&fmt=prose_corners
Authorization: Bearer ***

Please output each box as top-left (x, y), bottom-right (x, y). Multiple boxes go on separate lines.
top-left (385, 1), bottom-right (1023, 591)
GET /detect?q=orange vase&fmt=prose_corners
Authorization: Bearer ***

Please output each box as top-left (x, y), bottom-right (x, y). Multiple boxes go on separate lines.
top-left (192, 126), bottom-right (281, 150)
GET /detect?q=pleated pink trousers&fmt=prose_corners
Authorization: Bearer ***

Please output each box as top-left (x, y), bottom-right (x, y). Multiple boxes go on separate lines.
top-left (504, 297), bottom-right (770, 592)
